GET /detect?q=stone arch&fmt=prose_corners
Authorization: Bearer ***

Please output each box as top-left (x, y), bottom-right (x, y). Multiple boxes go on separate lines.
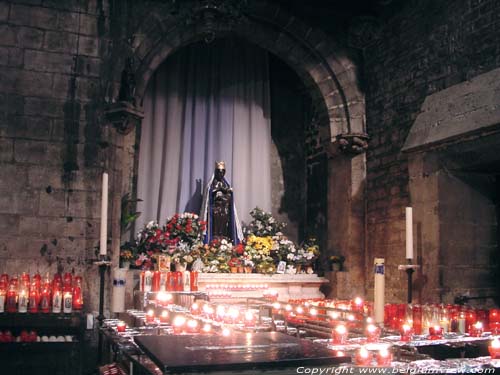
top-left (130, 0), bottom-right (366, 141)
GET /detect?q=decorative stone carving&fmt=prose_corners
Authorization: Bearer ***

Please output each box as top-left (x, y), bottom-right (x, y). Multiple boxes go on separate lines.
top-left (336, 133), bottom-right (369, 155)
top-left (104, 102), bottom-right (144, 135)
top-left (170, 0), bottom-right (248, 43)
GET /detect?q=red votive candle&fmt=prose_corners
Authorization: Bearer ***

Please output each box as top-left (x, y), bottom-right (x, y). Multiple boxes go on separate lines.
top-left (145, 309), bottom-right (155, 323)
top-left (355, 347), bottom-right (372, 366)
top-left (116, 322), bottom-right (126, 332)
top-left (332, 324), bottom-right (348, 345)
top-left (159, 310), bottom-right (169, 323)
top-left (365, 324), bottom-right (381, 343)
top-left (376, 348), bottom-right (392, 366)
top-left (470, 321), bottom-right (483, 337)
top-left (489, 338), bottom-right (500, 359)
top-left (428, 325), bottom-right (443, 339)
top-left (400, 323), bottom-right (413, 342)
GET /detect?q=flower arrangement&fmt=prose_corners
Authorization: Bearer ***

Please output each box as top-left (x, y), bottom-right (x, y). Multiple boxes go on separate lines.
top-left (243, 235), bottom-right (274, 266)
top-left (244, 207), bottom-right (286, 237)
top-left (200, 238), bottom-right (233, 273)
top-left (272, 233), bottom-right (298, 263)
top-left (329, 255), bottom-right (345, 271)
top-left (165, 213), bottom-right (206, 246)
top-left (295, 238), bottom-right (320, 266)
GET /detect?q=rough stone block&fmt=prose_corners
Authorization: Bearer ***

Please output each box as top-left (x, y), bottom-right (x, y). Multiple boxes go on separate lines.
top-left (15, 139), bottom-right (49, 164)
top-left (27, 165), bottom-right (64, 190)
top-left (44, 30), bottom-right (78, 53)
top-left (56, 11), bottom-right (80, 33)
top-left (0, 2), bottom-right (9, 21)
top-left (17, 26), bottom-right (44, 48)
top-left (0, 188), bottom-right (39, 215)
top-left (79, 13), bottom-right (99, 36)
top-left (19, 216), bottom-right (48, 237)
top-left (8, 47), bottom-right (24, 67)
top-left (39, 189), bottom-right (66, 217)
top-left (66, 190), bottom-right (100, 219)
top-left (9, 4), bottom-right (58, 29)
top-left (25, 97), bottom-right (64, 118)
top-left (0, 164), bottom-right (29, 190)
top-left (25, 50), bottom-right (75, 74)
top-left (0, 24), bottom-right (18, 46)
top-left (0, 138), bottom-right (14, 162)
top-left (76, 56), bottom-right (101, 77)
top-left (0, 214), bottom-right (20, 233)
top-left (14, 70), bottom-right (53, 96)
top-left (0, 47), bottom-right (8, 65)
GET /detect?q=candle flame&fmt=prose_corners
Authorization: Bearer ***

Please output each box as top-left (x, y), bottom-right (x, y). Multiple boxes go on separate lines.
top-left (491, 338), bottom-right (500, 349)
top-left (335, 324), bottom-right (347, 334)
top-left (173, 315), bottom-right (186, 327)
top-left (359, 347), bottom-right (369, 358)
top-left (222, 327), bottom-right (231, 336)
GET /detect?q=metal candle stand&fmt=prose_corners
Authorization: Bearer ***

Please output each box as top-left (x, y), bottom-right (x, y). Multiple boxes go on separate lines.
top-left (94, 257), bottom-right (111, 364)
top-left (398, 261), bottom-right (420, 303)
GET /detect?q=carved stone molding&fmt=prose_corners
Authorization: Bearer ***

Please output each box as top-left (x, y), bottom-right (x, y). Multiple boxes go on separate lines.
top-left (104, 102), bottom-right (144, 135)
top-left (336, 133), bottom-right (369, 155)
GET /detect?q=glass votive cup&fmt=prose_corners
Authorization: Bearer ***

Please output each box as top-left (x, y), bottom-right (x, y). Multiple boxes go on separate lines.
top-left (400, 324), bottom-right (413, 342)
top-left (428, 326), bottom-right (443, 340)
top-left (355, 347), bottom-right (372, 366)
top-left (332, 325), bottom-right (348, 345)
top-left (470, 322), bottom-right (484, 337)
top-left (365, 324), bottom-right (381, 343)
top-left (376, 348), bottom-right (392, 366)
top-left (116, 322), bottom-right (126, 333)
top-left (489, 339), bottom-right (500, 359)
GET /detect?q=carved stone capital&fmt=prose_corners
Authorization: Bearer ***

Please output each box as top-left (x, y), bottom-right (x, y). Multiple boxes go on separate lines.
top-left (336, 133), bottom-right (369, 155)
top-left (104, 102), bottom-right (144, 135)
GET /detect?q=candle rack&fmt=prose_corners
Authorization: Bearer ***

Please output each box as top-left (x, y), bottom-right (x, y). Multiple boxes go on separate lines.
top-left (398, 263), bottom-right (420, 304)
top-left (93, 257), bottom-right (111, 364)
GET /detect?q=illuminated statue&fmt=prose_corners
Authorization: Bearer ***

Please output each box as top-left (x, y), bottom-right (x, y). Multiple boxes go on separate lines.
top-left (201, 161), bottom-right (243, 244)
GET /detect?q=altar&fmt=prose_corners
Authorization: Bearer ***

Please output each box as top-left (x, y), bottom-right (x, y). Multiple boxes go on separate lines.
top-left (197, 273), bottom-right (328, 301)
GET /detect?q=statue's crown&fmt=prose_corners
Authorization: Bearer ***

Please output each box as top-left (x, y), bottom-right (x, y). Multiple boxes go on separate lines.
top-left (215, 161), bottom-right (225, 170)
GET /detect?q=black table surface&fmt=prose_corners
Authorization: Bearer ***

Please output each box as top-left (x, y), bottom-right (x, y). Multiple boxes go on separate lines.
top-left (134, 332), bottom-right (349, 373)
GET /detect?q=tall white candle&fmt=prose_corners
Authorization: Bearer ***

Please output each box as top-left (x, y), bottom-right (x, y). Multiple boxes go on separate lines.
top-left (99, 172), bottom-right (109, 256)
top-left (405, 207), bottom-right (413, 260)
top-left (374, 258), bottom-right (385, 324)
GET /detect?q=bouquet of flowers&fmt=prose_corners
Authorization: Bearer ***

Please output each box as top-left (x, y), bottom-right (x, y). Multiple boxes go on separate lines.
top-left (165, 213), bottom-right (206, 246)
top-left (272, 233), bottom-right (298, 263)
top-left (133, 221), bottom-right (171, 269)
top-left (243, 234), bottom-right (274, 266)
top-left (244, 207), bottom-right (286, 237)
top-left (200, 238), bottom-right (233, 273)
top-left (295, 238), bottom-right (320, 266)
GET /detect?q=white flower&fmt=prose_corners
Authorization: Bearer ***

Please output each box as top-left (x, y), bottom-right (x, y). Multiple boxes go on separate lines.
top-left (146, 220), bottom-right (156, 229)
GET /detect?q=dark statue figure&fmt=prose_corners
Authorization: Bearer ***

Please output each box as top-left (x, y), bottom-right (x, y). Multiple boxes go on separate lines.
top-left (118, 58), bottom-right (136, 104)
top-left (201, 161), bottom-right (243, 244)
top-left (211, 163), bottom-right (232, 239)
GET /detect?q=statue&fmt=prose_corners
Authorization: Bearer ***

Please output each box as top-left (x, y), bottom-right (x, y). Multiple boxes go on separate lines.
top-left (118, 58), bottom-right (136, 104)
top-left (201, 161), bottom-right (243, 244)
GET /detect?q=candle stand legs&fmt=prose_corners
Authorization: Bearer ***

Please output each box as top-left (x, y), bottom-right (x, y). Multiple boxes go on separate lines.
top-left (95, 259), bottom-right (111, 365)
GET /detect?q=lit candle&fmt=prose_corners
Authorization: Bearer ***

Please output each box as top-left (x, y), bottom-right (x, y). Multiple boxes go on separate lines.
top-left (186, 319), bottom-right (199, 333)
top-left (18, 290), bottom-right (28, 313)
top-left (332, 324), bottom-right (348, 345)
top-left (355, 347), bottom-right (372, 366)
top-left (244, 310), bottom-right (254, 327)
top-left (376, 348), bottom-right (392, 366)
top-left (99, 172), bottom-right (108, 256)
top-left (405, 207), bottom-right (413, 260)
top-left (489, 338), bottom-right (500, 359)
top-left (202, 323), bottom-right (212, 334)
top-left (160, 310), bottom-right (169, 323)
top-left (145, 309), bottom-right (155, 323)
top-left (400, 323), bottom-right (413, 342)
top-left (366, 324), bottom-right (380, 343)
top-left (173, 315), bottom-right (186, 334)
top-left (116, 321), bottom-right (126, 332)
top-left (428, 325), bottom-right (443, 339)
top-left (470, 321), bottom-right (483, 337)
top-left (63, 291), bottom-right (73, 313)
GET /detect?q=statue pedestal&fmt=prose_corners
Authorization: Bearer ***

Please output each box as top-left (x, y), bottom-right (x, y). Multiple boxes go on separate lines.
top-left (198, 273), bottom-right (328, 302)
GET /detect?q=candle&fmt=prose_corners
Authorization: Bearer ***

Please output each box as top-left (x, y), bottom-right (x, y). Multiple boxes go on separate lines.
top-left (332, 324), bottom-right (348, 345)
top-left (63, 291), bottom-right (73, 313)
top-left (366, 324), bottom-right (380, 343)
top-left (52, 290), bottom-right (62, 313)
top-left (145, 309), bottom-right (155, 323)
top-left (405, 207), bottom-right (413, 259)
top-left (18, 290), bottom-right (28, 313)
top-left (489, 338), bottom-right (500, 359)
top-left (355, 347), bottom-right (372, 366)
top-left (374, 258), bottom-right (385, 324)
top-left (376, 348), bottom-right (392, 366)
top-left (160, 310), bottom-right (169, 323)
top-left (186, 319), bottom-right (199, 333)
top-left (470, 321), bottom-right (483, 337)
top-left (429, 325), bottom-right (443, 339)
top-left (173, 315), bottom-right (186, 334)
top-left (116, 321), bottom-right (126, 332)
top-left (99, 172), bottom-right (108, 256)
top-left (400, 323), bottom-right (413, 342)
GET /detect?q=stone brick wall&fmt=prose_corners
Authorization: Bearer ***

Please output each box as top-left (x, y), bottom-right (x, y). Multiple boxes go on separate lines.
top-left (364, 0), bottom-right (500, 302)
top-left (0, 0), bottom-right (113, 313)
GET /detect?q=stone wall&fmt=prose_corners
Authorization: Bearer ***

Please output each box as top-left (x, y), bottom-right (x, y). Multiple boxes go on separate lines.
top-left (364, 0), bottom-right (500, 303)
top-left (0, 0), bottom-right (115, 313)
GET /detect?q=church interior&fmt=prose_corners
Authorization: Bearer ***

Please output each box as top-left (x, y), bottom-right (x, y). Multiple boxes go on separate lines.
top-left (1, 0), bottom-right (500, 373)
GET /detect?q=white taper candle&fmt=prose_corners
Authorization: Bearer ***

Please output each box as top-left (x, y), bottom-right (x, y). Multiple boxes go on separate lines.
top-left (374, 258), bottom-right (385, 324)
top-left (99, 172), bottom-right (108, 256)
top-left (405, 207), bottom-right (413, 260)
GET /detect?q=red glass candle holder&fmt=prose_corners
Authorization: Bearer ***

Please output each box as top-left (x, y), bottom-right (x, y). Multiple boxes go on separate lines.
top-left (190, 271), bottom-right (198, 292)
top-left (376, 348), bottom-right (392, 366)
top-left (470, 322), bottom-right (484, 337)
top-left (400, 324), bottom-right (413, 342)
top-left (428, 326), bottom-right (443, 340)
top-left (145, 310), bottom-right (155, 323)
top-left (159, 310), bottom-right (169, 323)
top-left (365, 324), bottom-right (381, 343)
top-left (116, 322), bottom-right (126, 332)
top-left (412, 304), bottom-right (422, 334)
top-left (355, 347), bottom-right (372, 366)
top-left (489, 339), bottom-right (500, 359)
top-left (332, 324), bottom-right (348, 345)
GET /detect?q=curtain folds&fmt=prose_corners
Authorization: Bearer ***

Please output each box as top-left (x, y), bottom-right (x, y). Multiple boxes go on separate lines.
top-left (136, 39), bottom-right (272, 231)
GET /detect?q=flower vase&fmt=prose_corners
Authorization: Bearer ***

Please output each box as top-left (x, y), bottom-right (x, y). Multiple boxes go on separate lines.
top-left (175, 262), bottom-right (186, 272)
top-left (296, 265), bottom-right (302, 274)
top-left (238, 266), bottom-right (244, 273)
top-left (244, 266), bottom-right (253, 274)
top-left (306, 265), bottom-right (314, 274)
top-left (230, 267), bottom-right (238, 273)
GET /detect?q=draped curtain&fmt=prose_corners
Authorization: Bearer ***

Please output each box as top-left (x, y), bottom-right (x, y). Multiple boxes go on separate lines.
top-left (135, 38), bottom-right (272, 231)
